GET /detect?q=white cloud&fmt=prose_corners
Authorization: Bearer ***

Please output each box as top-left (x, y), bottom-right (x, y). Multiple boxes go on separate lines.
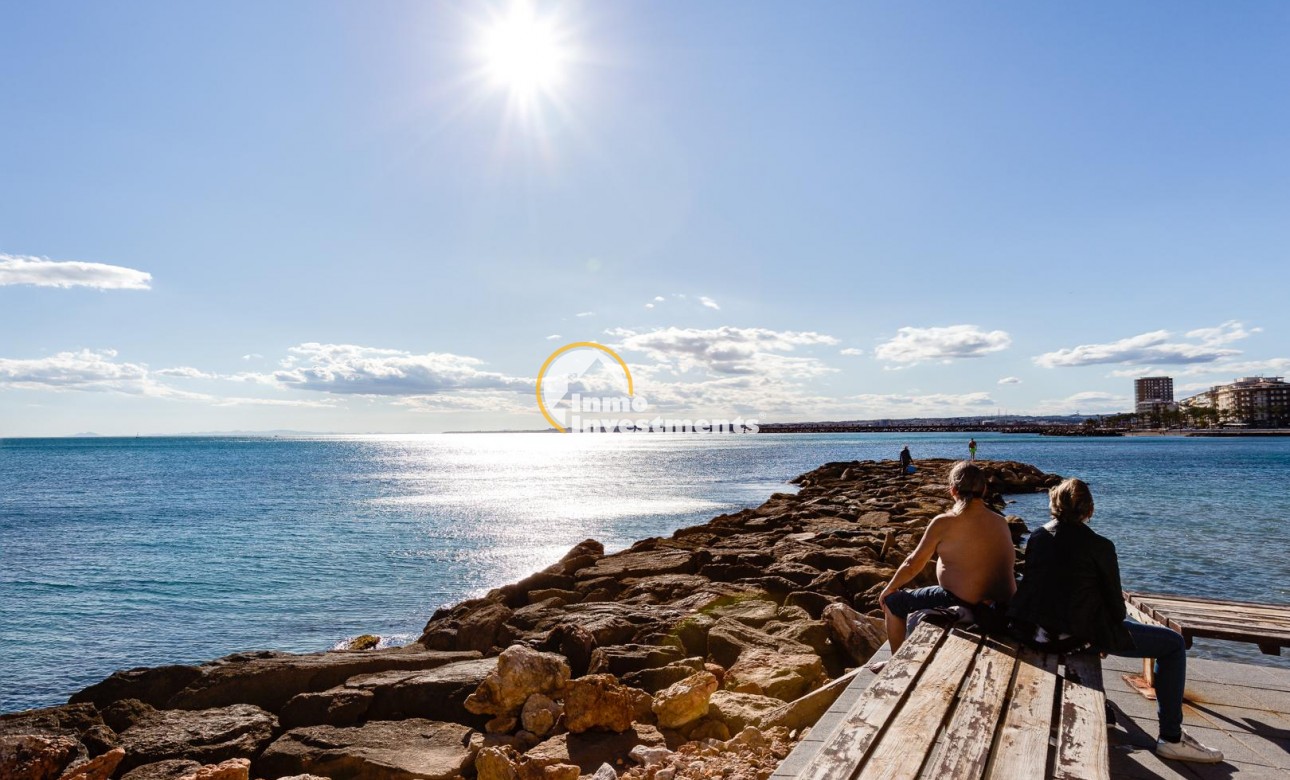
top-left (875, 325), bottom-right (1012, 365)
top-left (644, 303), bottom-right (654, 309)
top-left (997, 376), bottom-right (1022, 385)
top-left (849, 392), bottom-right (996, 415)
top-left (699, 296), bottom-right (720, 310)
top-left (1034, 321), bottom-right (1254, 368)
top-left (1031, 391), bottom-right (1130, 415)
top-left (0, 349), bottom-right (148, 391)
top-left (607, 326), bottom-right (838, 377)
top-left (241, 353), bottom-right (263, 361)
top-left (840, 348), bottom-right (864, 357)
top-left (155, 366), bottom-right (218, 380)
top-left (653, 296), bottom-right (665, 302)
top-left (0, 253), bottom-right (152, 290)
top-left (0, 349), bottom-right (332, 407)
top-left (575, 311), bottom-right (595, 318)
top-left (272, 343), bottom-right (531, 396)
top-left (1185, 321), bottom-right (1261, 345)
top-left (545, 334), bottom-right (561, 340)
top-left (1173, 357), bottom-right (1290, 378)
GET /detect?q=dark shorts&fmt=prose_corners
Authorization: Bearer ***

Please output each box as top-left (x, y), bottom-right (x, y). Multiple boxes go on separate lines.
top-left (882, 586), bottom-right (960, 620)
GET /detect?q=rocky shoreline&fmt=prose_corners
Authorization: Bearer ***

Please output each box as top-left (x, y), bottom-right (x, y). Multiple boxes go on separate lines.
top-left (1, 458), bottom-right (1061, 780)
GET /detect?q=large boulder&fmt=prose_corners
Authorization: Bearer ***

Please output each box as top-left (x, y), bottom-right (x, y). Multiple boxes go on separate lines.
top-left (0, 703), bottom-right (114, 760)
top-left (0, 734), bottom-right (79, 780)
top-left (73, 647), bottom-right (480, 713)
top-left (705, 618), bottom-right (817, 668)
top-left (120, 760), bottom-right (203, 780)
top-left (724, 649), bottom-right (824, 701)
top-left (464, 646), bottom-right (571, 717)
top-left (116, 704), bottom-right (276, 773)
top-left (257, 720), bottom-right (473, 780)
top-left (453, 602), bottom-right (515, 653)
top-left (583, 549), bottom-right (700, 579)
top-left (344, 657), bottom-right (497, 724)
top-left (822, 602), bottom-right (887, 664)
top-left (278, 689), bottom-right (374, 730)
top-left (562, 675), bottom-right (649, 734)
top-left (586, 644), bottom-right (684, 678)
top-left (475, 746), bottom-right (579, 780)
top-left (707, 691), bottom-right (784, 732)
top-left (651, 672), bottom-right (718, 729)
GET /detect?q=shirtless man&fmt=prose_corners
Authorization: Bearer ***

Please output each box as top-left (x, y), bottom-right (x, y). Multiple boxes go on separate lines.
top-left (878, 461), bottom-right (1017, 652)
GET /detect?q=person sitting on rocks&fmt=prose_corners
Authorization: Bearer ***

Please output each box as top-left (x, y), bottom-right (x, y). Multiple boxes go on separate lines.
top-left (878, 461), bottom-right (1017, 653)
top-left (1008, 478), bottom-right (1223, 764)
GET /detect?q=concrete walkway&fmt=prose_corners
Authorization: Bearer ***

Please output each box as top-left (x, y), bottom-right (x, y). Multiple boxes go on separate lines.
top-left (1102, 654), bottom-right (1290, 779)
top-left (773, 647), bottom-right (1290, 779)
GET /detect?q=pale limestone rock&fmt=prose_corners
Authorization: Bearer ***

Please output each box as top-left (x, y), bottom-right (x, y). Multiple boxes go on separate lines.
top-left (175, 758), bottom-right (249, 780)
top-left (822, 602), bottom-right (887, 664)
top-left (520, 693), bottom-right (561, 737)
top-left (650, 671), bottom-right (717, 729)
top-left (724, 648), bottom-right (824, 701)
top-left (562, 675), bottom-right (644, 734)
top-left (464, 646), bottom-right (571, 716)
top-left (57, 747), bottom-right (125, 780)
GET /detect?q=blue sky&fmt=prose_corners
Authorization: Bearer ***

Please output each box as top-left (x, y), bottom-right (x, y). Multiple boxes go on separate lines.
top-left (2, 1), bottom-right (1288, 435)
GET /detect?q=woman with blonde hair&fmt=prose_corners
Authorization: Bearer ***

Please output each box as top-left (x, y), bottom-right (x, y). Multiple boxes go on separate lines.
top-left (1010, 478), bottom-right (1223, 764)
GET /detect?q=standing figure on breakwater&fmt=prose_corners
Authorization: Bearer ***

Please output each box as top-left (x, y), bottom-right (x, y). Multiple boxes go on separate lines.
top-left (898, 445), bottom-right (913, 475)
top-left (968, 438), bottom-right (977, 461)
top-left (879, 462), bottom-right (1016, 652)
top-left (1009, 478), bottom-right (1223, 764)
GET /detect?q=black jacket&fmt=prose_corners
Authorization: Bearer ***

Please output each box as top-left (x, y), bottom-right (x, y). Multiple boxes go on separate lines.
top-left (1009, 521), bottom-right (1136, 653)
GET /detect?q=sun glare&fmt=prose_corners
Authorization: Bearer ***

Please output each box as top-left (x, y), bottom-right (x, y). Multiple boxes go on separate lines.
top-left (480, 3), bottom-right (569, 98)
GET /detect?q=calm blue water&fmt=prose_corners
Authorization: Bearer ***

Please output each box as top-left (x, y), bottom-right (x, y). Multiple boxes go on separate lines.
top-left (2, 433), bottom-right (1288, 713)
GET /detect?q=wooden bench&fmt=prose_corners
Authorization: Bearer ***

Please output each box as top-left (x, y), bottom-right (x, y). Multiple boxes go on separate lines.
top-left (792, 620), bottom-right (1109, 780)
top-left (1122, 591), bottom-right (1290, 698)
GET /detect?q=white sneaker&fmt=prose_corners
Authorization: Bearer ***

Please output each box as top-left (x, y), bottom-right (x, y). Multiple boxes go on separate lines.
top-left (1156, 731), bottom-right (1223, 763)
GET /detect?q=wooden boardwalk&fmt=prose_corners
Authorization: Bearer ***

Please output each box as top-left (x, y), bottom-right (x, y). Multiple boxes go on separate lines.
top-left (775, 645), bottom-right (1290, 779)
top-left (1125, 592), bottom-right (1290, 657)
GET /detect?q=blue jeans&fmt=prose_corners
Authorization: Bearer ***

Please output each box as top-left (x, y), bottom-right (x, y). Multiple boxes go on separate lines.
top-left (882, 586), bottom-right (959, 620)
top-left (1104, 620), bottom-right (1187, 742)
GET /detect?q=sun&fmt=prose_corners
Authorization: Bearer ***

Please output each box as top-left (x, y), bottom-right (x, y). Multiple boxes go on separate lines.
top-left (480, 2), bottom-right (570, 98)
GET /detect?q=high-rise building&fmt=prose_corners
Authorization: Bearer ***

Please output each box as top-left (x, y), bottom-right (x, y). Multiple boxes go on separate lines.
top-left (1134, 376), bottom-right (1174, 417)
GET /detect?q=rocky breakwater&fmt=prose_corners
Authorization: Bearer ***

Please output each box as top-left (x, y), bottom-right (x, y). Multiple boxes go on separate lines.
top-left (1, 459), bottom-right (1060, 780)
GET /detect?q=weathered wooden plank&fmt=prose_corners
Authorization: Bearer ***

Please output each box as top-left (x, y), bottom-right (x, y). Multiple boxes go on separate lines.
top-left (795, 621), bottom-right (947, 780)
top-left (984, 649), bottom-right (1059, 780)
top-left (921, 635), bottom-right (1019, 780)
top-left (1138, 601), bottom-right (1290, 620)
top-left (1136, 610), bottom-right (1290, 634)
top-left (1156, 614), bottom-right (1290, 636)
top-left (1131, 591), bottom-right (1290, 614)
top-left (1145, 602), bottom-right (1290, 621)
top-left (859, 628), bottom-right (983, 780)
top-left (1178, 623), bottom-right (1290, 646)
top-left (1054, 654), bottom-right (1109, 780)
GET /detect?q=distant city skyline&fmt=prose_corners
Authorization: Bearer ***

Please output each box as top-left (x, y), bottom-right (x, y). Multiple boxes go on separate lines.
top-left (2, 2), bottom-right (1288, 436)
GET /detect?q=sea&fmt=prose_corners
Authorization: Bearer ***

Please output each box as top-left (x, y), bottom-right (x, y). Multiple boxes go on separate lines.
top-left (2, 432), bottom-right (1288, 714)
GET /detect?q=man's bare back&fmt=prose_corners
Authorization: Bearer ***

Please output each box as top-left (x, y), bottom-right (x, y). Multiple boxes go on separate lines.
top-left (932, 501), bottom-right (1017, 605)
top-left (879, 475), bottom-right (1018, 653)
